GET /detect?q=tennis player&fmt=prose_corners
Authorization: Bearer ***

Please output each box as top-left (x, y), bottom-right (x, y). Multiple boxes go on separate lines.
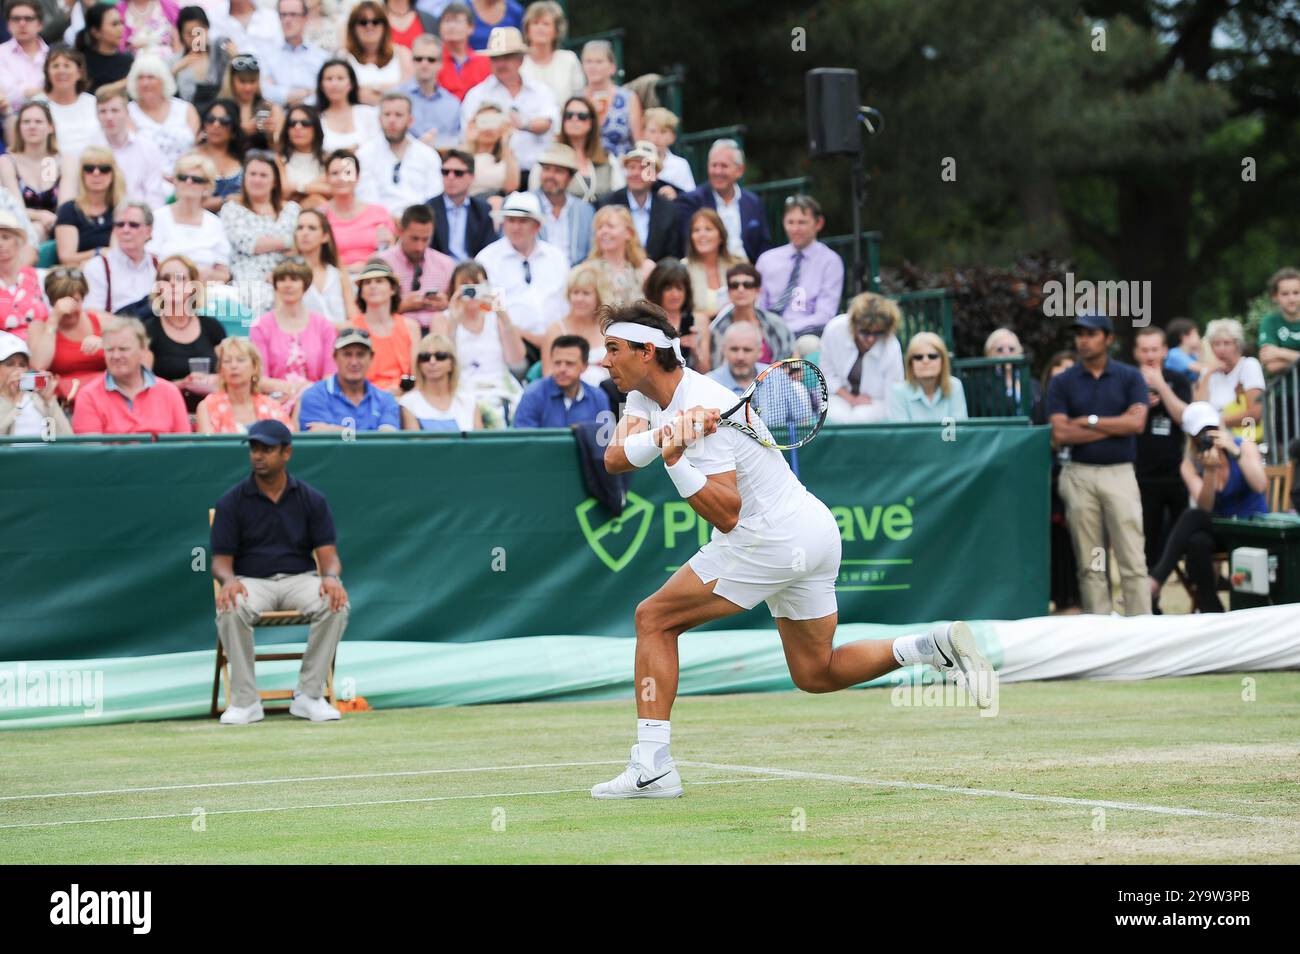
top-left (591, 301), bottom-right (992, 799)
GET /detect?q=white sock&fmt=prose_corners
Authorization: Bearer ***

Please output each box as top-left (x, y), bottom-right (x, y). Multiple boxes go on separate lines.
top-left (892, 632), bottom-right (937, 667)
top-left (637, 719), bottom-right (671, 770)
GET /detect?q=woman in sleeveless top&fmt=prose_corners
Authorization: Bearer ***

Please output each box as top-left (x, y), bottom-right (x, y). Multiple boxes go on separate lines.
top-left (1148, 402), bottom-right (1269, 613)
top-left (351, 258), bottom-right (420, 395)
top-left (295, 208), bottom-right (356, 325)
top-left (527, 95), bottom-right (623, 203)
top-left (399, 331), bottom-right (482, 431)
top-left (281, 105), bottom-right (331, 210)
top-left (25, 268), bottom-right (106, 403)
top-left (585, 205), bottom-right (653, 304)
top-left (0, 103), bottom-right (76, 242)
top-left (197, 337), bottom-right (294, 434)
top-left (580, 40), bottom-right (641, 159)
top-left (542, 261), bottom-right (608, 386)
top-left (317, 59), bottom-right (382, 155)
top-left (172, 7), bottom-right (229, 112)
top-left (36, 48), bottom-right (101, 159)
top-left (432, 261), bottom-right (526, 425)
top-left (251, 259), bottom-right (338, 409)
top-left (223, 54), bottom-right (285, 150)
top-left (345, 1), bottom-right (413, 105)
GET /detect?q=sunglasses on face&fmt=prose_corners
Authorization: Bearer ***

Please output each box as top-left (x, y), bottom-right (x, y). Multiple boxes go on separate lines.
top-left (563, 111), bottom-right (592, 121)
top-left (728, 280), bottom-right (758, 290)
top-left (287, 118), bottom-right (314, 128)
top-left (418, 351), bottom-right (452, 362)
top-left (413, 56), bottom-right (440, 63)
top-left (355, 18), bottom-right (383, 27)
top-left (83, 164), bottom-right (112, 174)
top-left (176, 173), bottom-right (210, 184)
top-left (443, 167), bottom-right (470, 177)
top-left (910, 352), bottom-right (941, 362)
top-left (113, 220), bottom-right (145, 230)
top-left (204, 114), bottom-right (233, 126)
top-left (8, 14), bottom-right (38, 23)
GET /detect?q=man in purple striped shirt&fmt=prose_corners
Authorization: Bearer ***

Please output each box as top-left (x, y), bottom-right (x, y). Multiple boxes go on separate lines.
top-left (755, 194), bottom-right (844, 337)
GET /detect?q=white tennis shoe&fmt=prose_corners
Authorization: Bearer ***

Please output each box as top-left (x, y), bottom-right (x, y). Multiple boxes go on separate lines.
top-left (289, 693), bottom-right (341, 722)
top-left (219, 701), bottom-right (264, 725)
top-left (930, 621), bottom-right (995, 709)
top-left (591, 745), bottom-right (684, 799)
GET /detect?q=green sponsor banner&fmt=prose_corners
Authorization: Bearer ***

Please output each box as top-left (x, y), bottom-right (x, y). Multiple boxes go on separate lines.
top-left (0, 422), bottom-right (1049, 661)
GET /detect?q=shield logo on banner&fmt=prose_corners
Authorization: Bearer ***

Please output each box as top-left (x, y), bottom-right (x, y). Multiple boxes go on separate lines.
top-left (576, 492), bottom-right (655, 572)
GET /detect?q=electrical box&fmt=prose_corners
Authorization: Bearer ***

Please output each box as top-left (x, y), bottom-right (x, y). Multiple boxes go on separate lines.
top-left (1230, 547), bottom-right (1272, 595)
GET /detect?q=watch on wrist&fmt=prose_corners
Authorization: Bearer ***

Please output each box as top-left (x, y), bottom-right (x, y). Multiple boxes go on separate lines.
top-left (1087, 414), bottom-right (1099, 429)
top-left (322, 572), bottom-right (340, 581)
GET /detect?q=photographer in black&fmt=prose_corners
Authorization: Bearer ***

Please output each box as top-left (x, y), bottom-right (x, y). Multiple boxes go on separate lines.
top-left (1148, 402), bottom-right (1269, 613)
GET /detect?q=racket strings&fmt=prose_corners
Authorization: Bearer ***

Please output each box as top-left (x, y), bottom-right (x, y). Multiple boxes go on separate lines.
top-left (747, 359), bottom-right (825, 448)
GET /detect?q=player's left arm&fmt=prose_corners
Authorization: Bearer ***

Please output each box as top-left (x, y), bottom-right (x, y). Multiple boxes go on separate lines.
top-left (680, 470), bottom-right (742, 534)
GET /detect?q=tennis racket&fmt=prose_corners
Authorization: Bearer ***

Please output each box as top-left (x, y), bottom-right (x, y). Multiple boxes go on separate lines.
top-left (716, 358), bottom-right (828, 450)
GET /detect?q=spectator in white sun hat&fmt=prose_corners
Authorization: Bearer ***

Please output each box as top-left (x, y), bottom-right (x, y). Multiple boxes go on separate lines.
top-left (474, 190), bottom-right (567, 349)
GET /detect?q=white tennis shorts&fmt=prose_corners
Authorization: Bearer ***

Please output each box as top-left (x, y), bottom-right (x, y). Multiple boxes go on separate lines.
top-left (689, 491), bottom-right (842, 620)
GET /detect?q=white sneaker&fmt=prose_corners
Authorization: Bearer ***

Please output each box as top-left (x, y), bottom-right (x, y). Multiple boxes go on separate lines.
top-left (930, 620), bottom-right (995, 709)
top-left (591, 745), bottom-right (683, 799)
top-left (289, 693), bottom-right (341, 722)
top-left (219, 701), bottom-right (264, 725)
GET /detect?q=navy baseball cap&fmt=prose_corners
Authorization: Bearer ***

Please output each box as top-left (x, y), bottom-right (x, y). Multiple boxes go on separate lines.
top-left (1071, 313), bottom-right (1113, 333)
top-left (245, 420), bottom-right (293, 446)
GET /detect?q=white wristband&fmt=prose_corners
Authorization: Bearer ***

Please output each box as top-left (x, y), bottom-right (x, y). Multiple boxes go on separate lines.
top-left (665, 456), bottom-right (707, 498)
top-left (623, 427), bottom-right (660, 468)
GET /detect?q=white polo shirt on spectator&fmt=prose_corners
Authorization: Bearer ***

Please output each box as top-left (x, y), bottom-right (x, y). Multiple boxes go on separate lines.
top-left (83, 247), bottom-right (159, 313)
top-left (475, 236), bottom-right (568, 337)
top-left (356, 135), bottom-right (444, 219)
top-left (460, 76), bottom-right (559, 172)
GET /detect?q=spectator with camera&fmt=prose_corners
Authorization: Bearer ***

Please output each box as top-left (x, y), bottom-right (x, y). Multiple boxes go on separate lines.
top-left (377, 203), bottom-right (455, 330)
top-left (1148, 401), bottom-right (1268, 613)
top-left (0, 331), bottom-right (71, 438)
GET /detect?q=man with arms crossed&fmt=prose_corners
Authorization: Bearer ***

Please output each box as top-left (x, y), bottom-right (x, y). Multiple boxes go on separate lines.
top-left (591, 302), bottom-right (992, 799)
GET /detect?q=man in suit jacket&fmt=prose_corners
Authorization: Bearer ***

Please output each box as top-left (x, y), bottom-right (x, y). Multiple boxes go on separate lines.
top-left (674, 137), bottom-right (771, 263)
top-left (596, 140), bottom-right (683, 262)
top-left (427, 148), bottom-right (497, 261)
top-left (532, 142), bottom-right (595, 266)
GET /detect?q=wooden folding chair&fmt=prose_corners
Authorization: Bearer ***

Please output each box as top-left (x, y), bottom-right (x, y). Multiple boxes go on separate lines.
top-left (208, 509), bottom-right (336, 717)
top-left (1265, 463), bottom-right (1294, 514)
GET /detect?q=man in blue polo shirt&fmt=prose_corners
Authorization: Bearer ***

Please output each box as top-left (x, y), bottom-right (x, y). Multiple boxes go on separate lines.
top-left (513, 335), bottom-right (610, 428)
top-left (210, 420), bottom-right (350, 725)
top-left (1046, 313), bottom-right (1152, 616)
top-left (298, 327), bottom-right (402, 432)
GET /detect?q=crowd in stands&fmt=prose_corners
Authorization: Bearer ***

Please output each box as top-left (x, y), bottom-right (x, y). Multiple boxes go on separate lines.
top-left (1, 0), bottom-right (1298, 616)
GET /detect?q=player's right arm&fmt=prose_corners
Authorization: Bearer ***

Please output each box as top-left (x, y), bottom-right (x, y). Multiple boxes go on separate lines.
top-left (604, 412), bottom-right (653, 474)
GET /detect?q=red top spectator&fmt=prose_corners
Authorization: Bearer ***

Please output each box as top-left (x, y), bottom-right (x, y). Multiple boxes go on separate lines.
top-left (437, 2), bottom-right (491, 99)
top-left (71, 316), bottom-right (191, 434)
top-left (26, 267), bottom-right (106, 403)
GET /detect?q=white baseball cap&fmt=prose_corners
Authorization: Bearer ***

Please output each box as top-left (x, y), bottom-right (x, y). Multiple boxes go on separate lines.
top-left (0, 330), bottom-right (30, 362)
top-left (1182, 401), bottom-right (1220, 437)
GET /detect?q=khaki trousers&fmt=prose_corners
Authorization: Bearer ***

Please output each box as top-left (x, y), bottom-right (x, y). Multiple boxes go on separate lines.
top-left (215, 572), bottom-right (349, 708)
top-left (1058, 462), bottom-right (1152, 616)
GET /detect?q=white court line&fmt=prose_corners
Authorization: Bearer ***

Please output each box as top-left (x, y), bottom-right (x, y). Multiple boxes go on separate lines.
top-left (679, 760), bottom-right (1300, 827)
top-left (0, 761), bottom-right (625, 803)
top-left (0, 778), bottom-right (784, 831)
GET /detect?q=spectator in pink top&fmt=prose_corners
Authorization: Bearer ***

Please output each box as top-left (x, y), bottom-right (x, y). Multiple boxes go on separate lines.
top-left (250, 258), bottom-right (338, 405)
top-left (116, 0), bottom-right (180, 60)
top-left (71, 315), bottom-right (191, 435)
top-left (378, 203), bottom-right (455, 331)
top-left (323, 148), bottom-right (396, 272)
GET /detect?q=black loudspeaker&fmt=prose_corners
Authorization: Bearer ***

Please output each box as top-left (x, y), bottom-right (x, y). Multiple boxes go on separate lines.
top-left (805, 68), bottom-right (861, 158)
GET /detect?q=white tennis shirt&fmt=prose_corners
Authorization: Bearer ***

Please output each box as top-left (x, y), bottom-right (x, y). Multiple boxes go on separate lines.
top-left (624, 368), bottom-right (809, 534)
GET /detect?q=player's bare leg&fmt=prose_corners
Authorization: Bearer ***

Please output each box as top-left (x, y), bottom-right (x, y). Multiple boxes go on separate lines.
top-left (592, 566), bottom-right (743, 799)
top-left (775, 614), bottom-right (898, 691)
top-left (634, 565), bottom-right (745, 719)
top-left (777, 615), bottom-right (995, 705)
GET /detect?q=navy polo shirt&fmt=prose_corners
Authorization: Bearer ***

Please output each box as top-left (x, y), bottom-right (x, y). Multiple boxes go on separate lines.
top-left (211, 474), bottom-right (337, 579)
top-left (1046, 358), bottom-right (1149, 465)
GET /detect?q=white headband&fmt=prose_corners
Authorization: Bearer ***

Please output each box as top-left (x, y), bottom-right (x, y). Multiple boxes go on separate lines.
top-left (606, 321), bottom-right (685, 365)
